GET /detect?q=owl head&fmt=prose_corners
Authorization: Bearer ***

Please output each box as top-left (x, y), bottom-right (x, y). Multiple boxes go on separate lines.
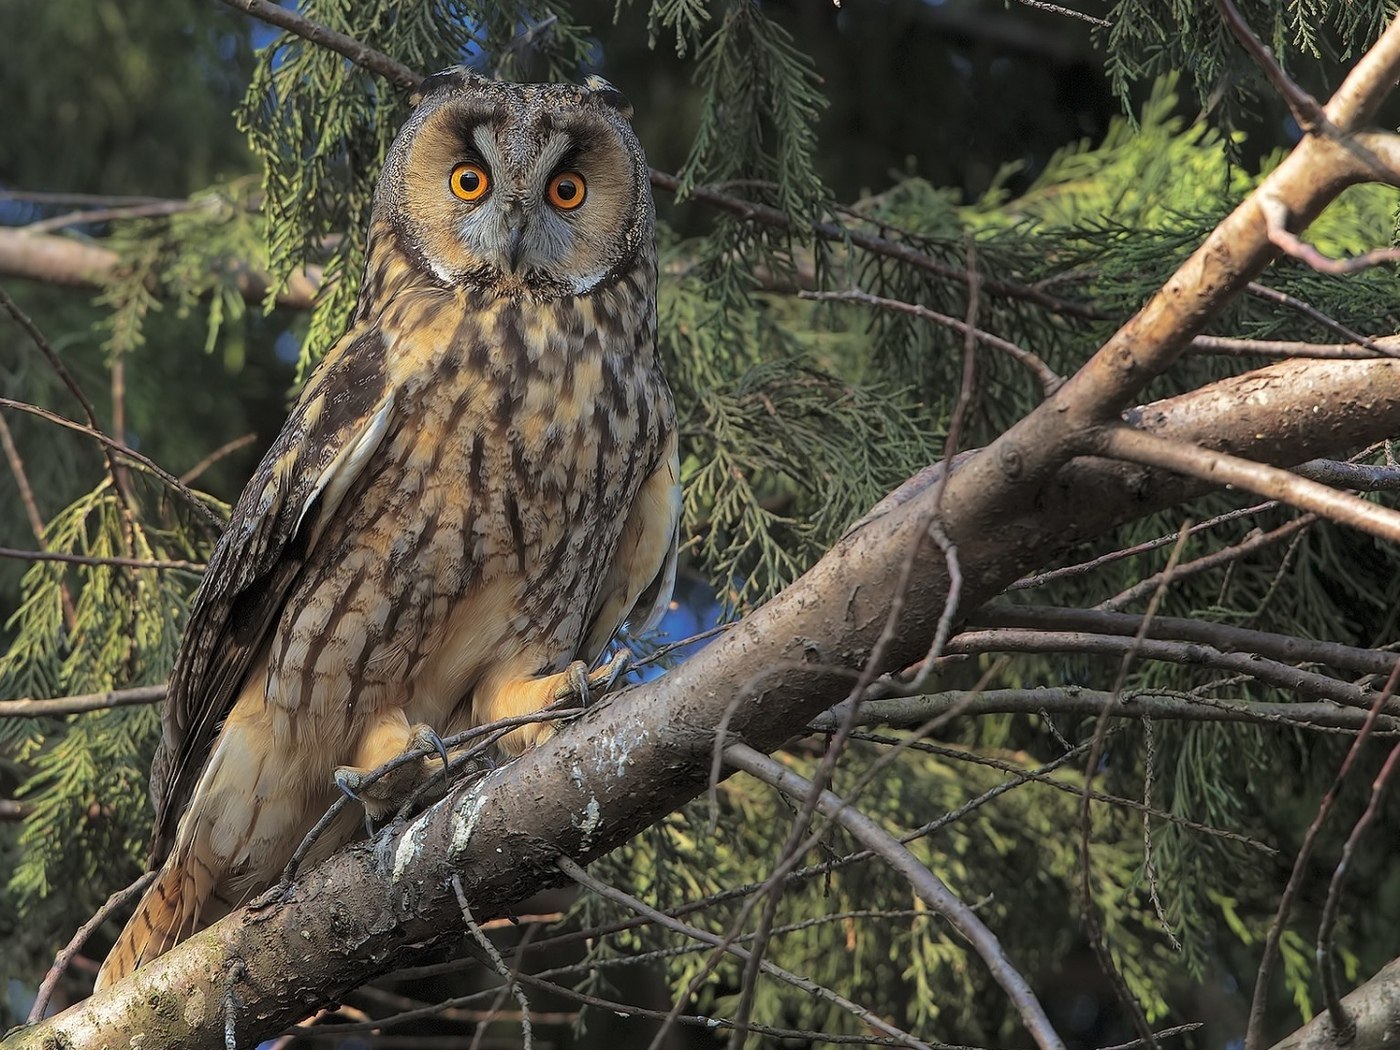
top-left (372, 69), bottom-right (654, 300)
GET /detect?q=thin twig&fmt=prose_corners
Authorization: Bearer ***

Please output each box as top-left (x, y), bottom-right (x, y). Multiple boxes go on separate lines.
top-left (0, 287), bottom-right (140, 525)
top-left (855, 728), bottom-right (1276, 854)
top-left (1187, 333), bottom-right (1391, 359)
top-left (799, 288), bottom-right (1063, 394)
top-left (0, 412), bottom-right (77, 627)
top-left (0, 397), bottom-right (222, 527)
top-left (19, 200), bottom-right (203, 236)
top-left (1012, 499), bottom-right (1280, 590)
top-left (0, 190), bottom-right (172, 207)
top-left (1011, 0), bottom-right (1110, 27)
top-left (1214, 0), bottom-right (1329, 134)
top-left (1097, 514), bottom-right (1315, 612)
top-left (1078, 524), bottom-right (1193, 1048)
top-left (0, 414), bottom-right (47, 545)
top-left (969, 604), bottom-right (1398, 679)
top-left (27, 871), bottom-right (157, 1022)
top-left (466, 923), bottom-right (546, 1050)
top-left (1244, 659), bottom-right (1400, 1050)
top-left (180, 432), bottom-right (258, 484)
top-left (0, 547), bottom-right (206, 573)
top-left (725, 744), bottom-right (1065, 1050)
top-left (1246, 282), bottom-right (1395, 356)
top-left (941, 629), bottom-right (1378, 709)
top-left (815, 688), bottom-right (1400, 733)
top-left (1140, 719), bottom-right (1181, 950)
top-left (1314, 739), bottom-right (1400, 1040)
top-left (452, 875), bottom-right (533, 1050)
top-left (558, 857), bottom-right (933, 1050)
top-left (1099, 425), bottom-right (1400, 545)
top-left (217, 0), bottom-right (420, 88)
top-left (1260, 195), bottom-right (1400, 276)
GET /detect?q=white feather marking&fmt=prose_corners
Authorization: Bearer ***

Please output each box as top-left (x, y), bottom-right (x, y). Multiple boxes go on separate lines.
top-left (295, 393), bottom-right (396, 537)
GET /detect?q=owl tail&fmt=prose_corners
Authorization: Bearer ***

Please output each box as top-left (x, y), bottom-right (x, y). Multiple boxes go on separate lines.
top-left (93, 847), bottom-right (216, 992)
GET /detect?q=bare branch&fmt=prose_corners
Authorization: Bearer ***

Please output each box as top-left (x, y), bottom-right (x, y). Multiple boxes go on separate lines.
top-left (0, 228), bottom-right (321, 310)
top-left (179, 432), bottom-right (257, 484)
top-left (724, 744), bottom-right (1064, 1050)
top-left (1245, 282), bottom-right (1399, 356)
top-left (969, 604), bottom-right (1398, 679)
top-left (216, 0), bottom-right (420, 88)
top-left (0, 547), bottom-right (206, 573)
top-left (20, 200), bottom-right (204, 236)
top-left (1269, 957), bottom-right (1400, 1050)
top-left (1316, 740), bottom-right (1400, 1037)
top-left (1099, 425), bottom-right (1400, 545)
top-left (1188, 334), bottom-right (1398, 360)
top-left (557, 857), bottom-right (933, 1050)
top-left (0, 685), bottom-right (165, 720)
top-left (27, 873), bottom-right (157, 1024)
top-left (0, 397), bottom-right (222, 527)
top-left (943, 629), bottom-right (1381, 709)
top-left (1098, 514), bottom-right (1314, 612)
top-left (799, 288), bottom-right (1063, 394)
top-left (1214, 0), bottom-right (1329, 134)
top-left (1261, 194), bottom-right (1400, 274)
top-left (1246, 662), bottom-right (1400, 1049)
top-left (1012, 499), bottom-right (1282, 590)
top-left (815, 689), bottom-right (1400, 733)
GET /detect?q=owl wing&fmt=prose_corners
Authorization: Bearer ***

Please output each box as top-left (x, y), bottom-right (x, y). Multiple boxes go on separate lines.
top-left (581, 425), bottom-right (682, 663)
top-left (148, 327), bottom-right (394, 864)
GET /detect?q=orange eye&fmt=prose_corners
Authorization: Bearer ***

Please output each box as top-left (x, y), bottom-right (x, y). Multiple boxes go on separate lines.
top-left (449, 162), bottom-right (490, 202)
top-left (547, 171), bottom-right (586, 210)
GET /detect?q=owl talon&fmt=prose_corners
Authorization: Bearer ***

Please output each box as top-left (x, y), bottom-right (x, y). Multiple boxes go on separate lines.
top-left (596, 649), bottom-right (632, 692)
top-left (335, 768), bottom-right (365, 803)
top-left (410, 724), bottom-right (452, 783)
top-left (555, 660), bottom-right (592, 705)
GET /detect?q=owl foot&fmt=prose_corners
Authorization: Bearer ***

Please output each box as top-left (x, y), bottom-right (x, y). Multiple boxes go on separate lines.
top-left (334, 723), bottom-right (453, 821)
top-left (552, 650), bottom-right (632, 706)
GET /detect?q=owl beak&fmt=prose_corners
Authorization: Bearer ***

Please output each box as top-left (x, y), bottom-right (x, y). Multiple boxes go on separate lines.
top-left (505, 208), bottom-right (528, 272)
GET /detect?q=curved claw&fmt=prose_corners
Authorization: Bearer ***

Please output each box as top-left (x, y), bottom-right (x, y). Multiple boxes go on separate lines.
top-left (334, 768), bottom-right (364, 803)
top-left (334, 768), bottom-right (377, 836)
top-left (557, 666), bottom-right (590, 708)
top-left (597, 649), bottom-right (632, 692)
top-left (411, 724), bottom-right (451, 782)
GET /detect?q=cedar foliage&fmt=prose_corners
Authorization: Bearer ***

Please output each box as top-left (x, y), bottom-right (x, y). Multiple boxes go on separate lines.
top-left (3, 0), bottom-right (1400, 1043)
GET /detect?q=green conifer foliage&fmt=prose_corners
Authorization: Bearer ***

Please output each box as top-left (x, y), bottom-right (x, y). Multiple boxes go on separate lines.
top-left (4, 0), bottom-right (1400, 1041)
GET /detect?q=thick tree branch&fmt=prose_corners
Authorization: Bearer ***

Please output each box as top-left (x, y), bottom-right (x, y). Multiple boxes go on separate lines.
top-left (1269, 957), bottom-right (1400, 1050)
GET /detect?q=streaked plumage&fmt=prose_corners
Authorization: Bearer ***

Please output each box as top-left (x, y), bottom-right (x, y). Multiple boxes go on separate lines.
top-left (95, 70), bottom-right (678, 989)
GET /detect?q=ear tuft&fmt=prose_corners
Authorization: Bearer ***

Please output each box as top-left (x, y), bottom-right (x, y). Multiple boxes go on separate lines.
top-left (412, 66), bottom-right (482, 107)
top-left (584, 75), bottom-right (633, 119)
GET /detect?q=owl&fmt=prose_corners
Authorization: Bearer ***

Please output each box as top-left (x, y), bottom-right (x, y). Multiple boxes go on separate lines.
top-left (94, 69), bottom-right (679, 990)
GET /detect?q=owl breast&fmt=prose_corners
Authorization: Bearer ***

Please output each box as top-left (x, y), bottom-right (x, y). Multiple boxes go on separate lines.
top-left (263, 279), bottom-right (667, 749)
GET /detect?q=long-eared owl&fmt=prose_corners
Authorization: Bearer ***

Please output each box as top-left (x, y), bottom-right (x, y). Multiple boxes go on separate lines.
top-left (96, 68), bottom-right (678, 989)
